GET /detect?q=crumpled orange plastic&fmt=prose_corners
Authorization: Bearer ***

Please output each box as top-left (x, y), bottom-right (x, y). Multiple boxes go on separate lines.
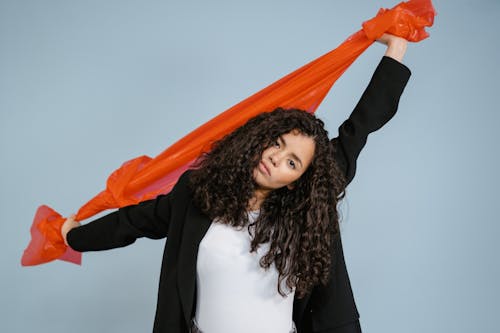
top-left (21, 0), bottom-right (435, 266)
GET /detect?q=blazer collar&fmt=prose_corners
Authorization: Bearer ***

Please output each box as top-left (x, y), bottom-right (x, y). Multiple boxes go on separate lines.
top-left (177, 200), bottom-right (212, 328)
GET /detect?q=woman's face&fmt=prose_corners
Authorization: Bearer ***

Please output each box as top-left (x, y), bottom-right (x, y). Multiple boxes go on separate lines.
top-left (253, 130), bottom-right (316, 193)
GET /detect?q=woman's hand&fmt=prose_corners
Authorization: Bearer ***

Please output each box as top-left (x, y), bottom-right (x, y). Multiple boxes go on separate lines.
top-left (377, 33), bottom-right (408, 63)
top-left (61, 214), bottom-right (79, 246)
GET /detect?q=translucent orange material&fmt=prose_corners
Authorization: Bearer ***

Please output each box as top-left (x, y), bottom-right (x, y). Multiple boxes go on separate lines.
top-left (21, 0), bottom-right (435, 266)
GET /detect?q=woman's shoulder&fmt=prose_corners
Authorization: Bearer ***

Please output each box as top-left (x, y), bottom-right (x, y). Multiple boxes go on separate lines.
top-left (171, 169), bottom-right (194, 194)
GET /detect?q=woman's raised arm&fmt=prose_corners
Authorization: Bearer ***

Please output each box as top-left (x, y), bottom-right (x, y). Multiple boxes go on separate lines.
top-left (330, 34), bottom-right (411, 185)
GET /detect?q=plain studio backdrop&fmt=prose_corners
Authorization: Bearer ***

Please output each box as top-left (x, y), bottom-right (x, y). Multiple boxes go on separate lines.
top-left (1, 0), bottom-right (499, 332)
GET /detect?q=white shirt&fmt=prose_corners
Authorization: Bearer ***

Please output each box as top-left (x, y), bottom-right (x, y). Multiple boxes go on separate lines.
top-left (195, 212), bottom-right (296, 333)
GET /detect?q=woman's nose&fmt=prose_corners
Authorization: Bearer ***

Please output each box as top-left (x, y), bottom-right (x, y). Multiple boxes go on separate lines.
top-left (268, 154), bottom-right (276, 166)
top-left (269, 152), bottom-right (282, 166)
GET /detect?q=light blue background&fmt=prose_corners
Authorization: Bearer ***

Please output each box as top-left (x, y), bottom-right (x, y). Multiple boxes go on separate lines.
top-left (2, 0), bottom-right (499, 332)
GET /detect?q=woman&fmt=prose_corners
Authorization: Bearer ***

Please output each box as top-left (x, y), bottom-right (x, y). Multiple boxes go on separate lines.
top-left (62, 34), bottom-right (410, 333)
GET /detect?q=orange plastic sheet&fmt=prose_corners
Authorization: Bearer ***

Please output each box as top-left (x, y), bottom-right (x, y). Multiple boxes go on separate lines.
top-left (21, 0), bottom-right (435, 266)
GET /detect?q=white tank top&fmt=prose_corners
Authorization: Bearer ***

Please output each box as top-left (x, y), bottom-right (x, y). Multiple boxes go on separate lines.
top-left (195, 211), bottom-right (296, 333)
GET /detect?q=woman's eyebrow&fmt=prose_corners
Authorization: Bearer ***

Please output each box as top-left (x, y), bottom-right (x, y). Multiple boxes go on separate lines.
top-left (279, 135), bottom-right (303, 168)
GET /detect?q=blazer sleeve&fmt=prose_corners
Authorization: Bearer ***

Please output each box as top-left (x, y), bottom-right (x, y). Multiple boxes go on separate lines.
top-left (331, 56), bottom-right (411, 186)
top-left (66, 170), bottom-right (191, 252)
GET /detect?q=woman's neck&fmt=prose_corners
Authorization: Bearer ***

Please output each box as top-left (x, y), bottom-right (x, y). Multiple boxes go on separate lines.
top-left (247, 188), bottom-right (269, 211)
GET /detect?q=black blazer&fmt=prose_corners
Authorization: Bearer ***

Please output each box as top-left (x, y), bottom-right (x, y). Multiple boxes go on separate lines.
top-left (68, 56), bottom-right (411, 333)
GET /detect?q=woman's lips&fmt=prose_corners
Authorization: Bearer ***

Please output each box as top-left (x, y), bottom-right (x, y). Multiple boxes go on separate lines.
top-left (259, 161), bottom-right (271, 176)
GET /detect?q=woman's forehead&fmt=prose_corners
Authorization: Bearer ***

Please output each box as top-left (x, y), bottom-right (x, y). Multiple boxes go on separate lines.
top-left (280, 131), bottom-right (316, 162)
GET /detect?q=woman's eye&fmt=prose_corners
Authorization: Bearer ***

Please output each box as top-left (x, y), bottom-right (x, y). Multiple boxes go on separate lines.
top-left (288, 160), bottom-right (296, 169)
top-left (274, 140), bottom-right (280, 148)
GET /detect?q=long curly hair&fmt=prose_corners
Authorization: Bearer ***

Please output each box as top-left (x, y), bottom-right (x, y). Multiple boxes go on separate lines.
top-left (189, 108), bottom-right (347, 298)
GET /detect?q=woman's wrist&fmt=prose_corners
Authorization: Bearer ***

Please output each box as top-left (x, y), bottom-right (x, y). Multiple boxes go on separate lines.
top-left (61, 214), bottom-right (79, 246)
top-left (384, 37), bottom-right (408, 63)
top-left (377, 33), bottom-right (408, 63)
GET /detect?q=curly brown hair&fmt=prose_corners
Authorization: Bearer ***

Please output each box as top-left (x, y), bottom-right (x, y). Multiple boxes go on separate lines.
top-left (189, 108), bottom-right (347, 298)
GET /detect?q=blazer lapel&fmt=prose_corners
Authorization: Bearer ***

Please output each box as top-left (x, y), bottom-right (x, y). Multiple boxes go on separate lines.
top-left (177, 200), bottom-right (212, 327)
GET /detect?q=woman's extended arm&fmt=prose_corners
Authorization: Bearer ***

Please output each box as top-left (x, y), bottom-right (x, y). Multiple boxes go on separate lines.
top-left (331, 34), bottom-right (411, 186)
top-left (306, 34), bottom-right (411, 332)
top-left (62, 195), bottom-right (172, 251)
top-left (61, 170), bottom-right (191, 252)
